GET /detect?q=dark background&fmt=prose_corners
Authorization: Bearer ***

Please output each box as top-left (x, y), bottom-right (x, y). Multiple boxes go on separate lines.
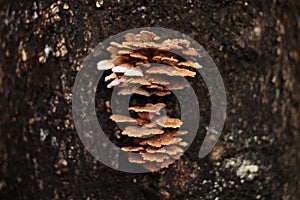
top-left (0, 0), bottom-right (299, 199)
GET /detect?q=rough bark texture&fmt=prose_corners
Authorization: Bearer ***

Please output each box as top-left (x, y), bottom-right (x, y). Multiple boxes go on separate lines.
top-left (0, 0), bottom-right (299, 199)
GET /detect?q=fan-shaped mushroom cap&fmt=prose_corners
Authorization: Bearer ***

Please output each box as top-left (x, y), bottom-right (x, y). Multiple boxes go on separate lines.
top-left (124, 68), bottom-right (143, 77)
top-left (128, 153), bottom-right (146, 164)
top-left (118, 87), bottom-right (150, 96)
top-left (104, 73), bottom-right (117, 82)
top-left (161, 56), bottom-right (179, 64)
top-left (129, 52), bottom-right (148, 60)
top-left (122, 126), bottom-right (164, 137)
top-left (112, 67), bottom-right (127, 73)
top-left (150, 90), bottom-right (171, 96)
top-left (121, 146), bottom-right (144, 152)
top-left (128, 103), bottom-right (166, 114)
top-left (112, 55), bottom-right (130, 65)
top-left (141, 152), bottom-right (169, 162)
top-left (97, 60), bottom-right (114, 70)
top-left (147, 76), bottom-right (170, 85)
top-left (139, 132), bottom-right (177, 147)
top-left (164, 145), bottom-right (184, 156)
top-left (156, 116), bottom-right (182, 128)
top-left (125, 77), bottom-right (151, 85)
top-left (146, 66), bottom-right (195, 77)
top-left (178, 141), bottom-right (189, 147)
top-left (139, 30), bottom-right (161, 41)
top-left (181, 48), bottom-right (199, 56)
top-left (109, 114), bottom-right (137, 123)
top-left (143, 162), bottom-right (160, 172)
top-left (125, 33), bottom-right (140, 42)
top-left (177, 61), bottom-right (202, 69)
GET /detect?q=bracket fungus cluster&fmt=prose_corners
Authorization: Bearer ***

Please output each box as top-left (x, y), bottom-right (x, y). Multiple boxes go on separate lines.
top-left (96, 30), bottom-right (201, 172)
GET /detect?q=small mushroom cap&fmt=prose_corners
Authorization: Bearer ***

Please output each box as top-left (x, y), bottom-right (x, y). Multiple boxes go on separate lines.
top-left (128, 153), bottom-right (146, 164)
top-left (169, 137), bottom-right (183, 145)
top-left (125, 77), bottom-right (151, 85)
top-left (145, 144), bottom-right (183, 156)
top-left (107, 46), bottom-right (119, 55)
top-left (118, 49), bottom-right (133, 55)
top-left (152, 55), bottom-right (163, 62)
top-left (128, 103), bottom-right (166, 114)
top-left (139, 30), bottom-right (161, 41)
top-left (150, 90), bottom-right (171, 96)
top-left (143, 121), bottom-right (159, 128)
top-left (146, 66), bottom-right (177, 76)
top-left (174, 67), bottom-right (196, 77)
top-left (118, 87), bottom-right (150, 96)
top-left (124, 68), bottom-right (143, 77)
top-left (141, 152), bottom-right (169, 162)
top-left (178, 141), bottom-right (189, 147)
top-left (106, 76), bottom-right (127, 88)
top-left (112, 55), bottom-right (130, 65)
top-left (164, 145), bottom-right (184, 156)
top-left (159, 158), bottom-right (176, 169)
top-left (181, 48), bottom-right (199, 56)
top-left (171, 151), bottom-right (184, 160)
top-left (177, 61), bottom-right (202, 69)
top-left (147, 75), bottom-right (170, 85)
top-left (161, 39), bottom-right (184, 50)
top-left (121, 146), bottom-right (144, 152)
top-left (129, 52), bottom-right (148, 60)
top-left (122, 41), bottom-right (149, 49)
top-left (143, 162), bottom-right (161, 172)
top-left (135, 61), bottom-right (148, 67)
top-left (110, 41), bottom-right (124, 48)
top-left (104, 73), bottom-right (117, 82)
top-left (161, 56), bottom-right (179, 64)
top-left (145, 84), bottom-right (166, 90)
top-left (176, 130), bottom-right (188, 136)
top-left (167, 81), bottom-right (190, 90)
top-left (107, 78), bottom-right (121, 88)
top-left (135, 117), bottom-right (151, 126)
top-left (125, 33), bottom-right (140, 42)
top-left (177, 39), bottom-right (191, 48)
top-left (139, 132), bottom-right (177, 147)
top-left (112, 65), bottom-right (130, 73)
top-left (145, 146), bottom-right (163, 153)
top-left (156, 116), bottom-right (183, 128)
top-left (136, 112), bottom-right (151, 121)
top-left (122, 126), bottom-right (164, 137)
top-left (146, 66), bottom-right (195, 77)
top-left (97, 60), bottom-right (114, 70)
top-left (109, 114), bottom-right (137, 123)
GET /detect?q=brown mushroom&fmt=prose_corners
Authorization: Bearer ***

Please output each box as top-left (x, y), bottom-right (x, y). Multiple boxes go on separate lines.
top-left (99, 30), bottom-right (202, 172)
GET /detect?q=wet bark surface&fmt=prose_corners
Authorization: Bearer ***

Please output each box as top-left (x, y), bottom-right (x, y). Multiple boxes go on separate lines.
top-left (0, 0), bottom-right (299, 199)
